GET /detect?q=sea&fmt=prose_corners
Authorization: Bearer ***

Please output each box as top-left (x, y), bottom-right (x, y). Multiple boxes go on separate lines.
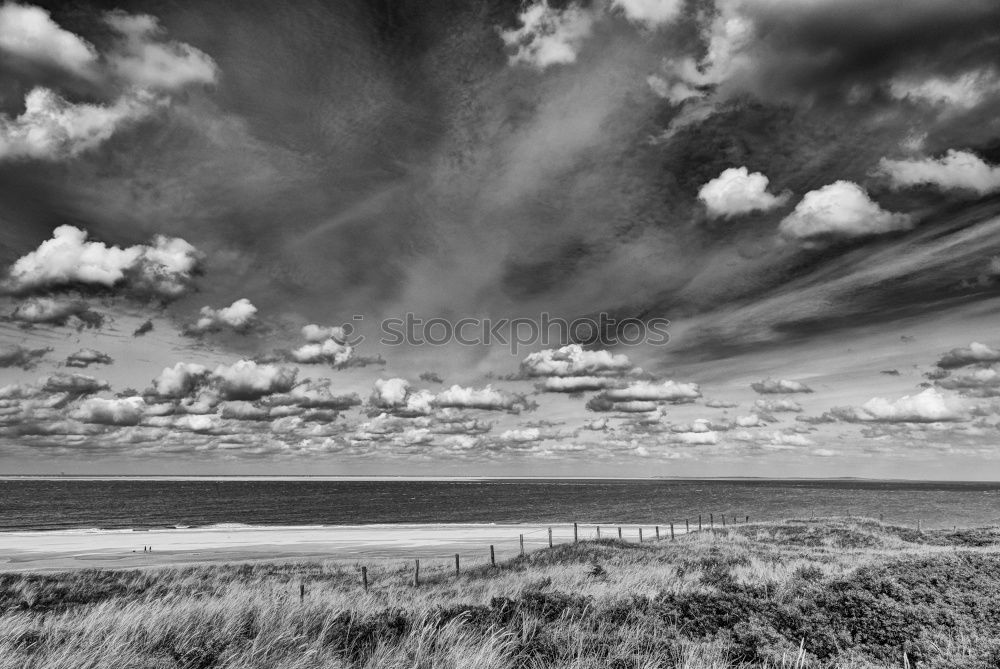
top-left (1, 478), bottom-right (998, 533)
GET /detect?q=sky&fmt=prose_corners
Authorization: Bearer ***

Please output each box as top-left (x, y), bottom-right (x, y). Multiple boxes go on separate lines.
top-left (1, 0), bottom-right (1000, 478)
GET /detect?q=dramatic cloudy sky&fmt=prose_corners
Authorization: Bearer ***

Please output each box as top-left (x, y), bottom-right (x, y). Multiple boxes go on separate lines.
top-left (2, 0), bottom-right (1000, 477)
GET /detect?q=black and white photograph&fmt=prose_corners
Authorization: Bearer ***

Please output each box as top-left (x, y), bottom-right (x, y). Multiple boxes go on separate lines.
top-left (0, 0), bottom-right (999, 666)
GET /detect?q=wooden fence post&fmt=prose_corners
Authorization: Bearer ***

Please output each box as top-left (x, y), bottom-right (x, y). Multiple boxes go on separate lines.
top-left (362, 566), bottom-right (368, 592)
top-left (490, 545), bottom-right (496, 567)
top-left (698, 515), bottom-right (702, 531)
top-left (596, 526), bottom-right (601, 539)
top-left (639, 528), bottom-right (643, 543)
top-left (722, 514), bottom-right (726, 528)
top-left (574, 523), bottom-right (578, 544)
top-left (686, 519), bottom-right (690, 533)
top-left (519, 534), bottom-right (524, 556)
top-left (670, 522), bottom-right (675, 541)
top-left (710, 513), bottom-right (714, 529)
top-left (548, 527), bottom-right (553, 548)
top-left (655, 525), bottom-right (660, 540)
top-left (745, 515), bottom-right (749, 524)
top-left (413, 559), bottom-right (420, 587)
top-left (299, 582), bottom-right (305, 601)
top-left (455, 553), bottom-right (460, 576)
top-left (617, 526), bottom-right (622, 540)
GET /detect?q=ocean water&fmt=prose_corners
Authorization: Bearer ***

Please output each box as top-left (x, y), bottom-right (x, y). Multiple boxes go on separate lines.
top-left (0, 479), bottom-right (998, 532)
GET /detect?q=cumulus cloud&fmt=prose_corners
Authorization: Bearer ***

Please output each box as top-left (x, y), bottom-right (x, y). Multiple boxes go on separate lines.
top-left (41, 372), bottom-right (109, 396)
top-left (751, 378), bottom-right (813, 394)
top-left (500, 1), bottom-right (594, 70)
top-left (187, 298), bottom-right (258, 334)
top-left (210, 360), bottom-right (298, 401)
top-left (535, 376), bottom-right (624, 393)
top-left (834, 388), bottom-right (964, 423)
top-left (610, 0), bottom-right (683, 27)
top-left (0, 2), bottom-right (98, 78)
top-left (65, 348), bottom-right (113, 368)
top-left (0, 4), bottom-right (218, 162)
top-left (777, 181), bottom-right (912, 245)
top-left (697, 167), bottom-right (789, 219)
top-left (936, 367), bottom-right (1000, 397)
top-left (150, 362), bottom-right (209, 398)
top-left (667, 430), bottom-right (718, 445)
top-left (434, 384), bottom-right (532, 413)
top-left (104, 11), bottom-right (218, 91)
top-left (936, 342), bottom-right (1000, 369)
top-left (71, 396), bottom-right (145, 426)
top-left (369, 378), bottom-right (434, 417)
top-left (601, 379), bottom-right (701, 402)
top-left (889, 68), bottom-right (1000, 110)
top-left (754, 398), bottom-right (803, 413)
top-left (10, 297), bottom-right (103, 328)
top-left (263, 380), bottom-right (361, 411)
top-left (0, 87), bottom-right (158, 161)
top-left (876, 150), bottom-right (1000, 196)
top-left (521, 344), bottom-right (633, 377)
top-left (0, 343), bottom-right (50, 369)
top-left (587, 380), bottom-right (700, 413)
top-left (289, 338), bottom-right (353, 366)
top-left (4, 225), bottom-right (201, 298)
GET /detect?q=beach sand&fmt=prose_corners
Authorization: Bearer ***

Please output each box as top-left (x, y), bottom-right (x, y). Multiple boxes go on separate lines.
top-left (0, 523), bottom-right (672, 572)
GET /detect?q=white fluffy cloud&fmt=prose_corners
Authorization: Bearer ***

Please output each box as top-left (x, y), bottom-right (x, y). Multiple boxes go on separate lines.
top-left (150, 362), bottom-right (210, 398)
top-left (301, 324), bottom-right (348, 343)
top-left (610, 0), bottom-right (683, 27)
top-left (877, 150), bottom-right (1000, 196)
top-left (0, 5), bottom-right (217, 162)
top-left (104, 12), bottom-right (217, 91)
top-left (189, 298), bottom-right (258, 334)
top-left (936, 342), bottom-right (1000, 369)
top-left (521, 344), bottom-right (633, 377)
top-left (754, 398), bottom-right (803, 413)
top-left (210, 360), bottom-right (298, 401)
top-left (778, 181), bottom-right (912, 245)
top-left (849, 388), bottom-right (965, 423)
top-left (369, 378), bottom-right (434, 417)
top-left (0, 3), bottom-right (97, 78)
top-left (290, 339), bottom-right (353, 366)
top-left (751, 378), bottom-right (813, 394)
top-left (500, 1), bottom-right (594, 70)
top-left (71, 396), bottom-right (145, 426)
top-left (10, 297), bottom-right (103, 327)
top-left (535, 376), bottom-right (624, 393)
top-left (889, 68), bottom-right (1000, 110)
top-left (4, 225), bottom-right (200, 298)
top-left (0, 87), bottom-right (156, 160)
top-left (698, 167), bottom-right (789, 218)
top-left (65, 348), bottom-right (112, 368)
top-left (434, 385), bottom-right (529, 413)
top-left (601, 380), bottom-right (701, 402)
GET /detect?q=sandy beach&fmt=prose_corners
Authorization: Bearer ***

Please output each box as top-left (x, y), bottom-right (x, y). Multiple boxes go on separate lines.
top-left (0, 522), bottom-right (671, 572)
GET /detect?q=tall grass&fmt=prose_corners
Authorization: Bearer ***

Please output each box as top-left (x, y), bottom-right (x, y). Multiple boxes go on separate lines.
top-left (1, 518), bottom-right (998, 668)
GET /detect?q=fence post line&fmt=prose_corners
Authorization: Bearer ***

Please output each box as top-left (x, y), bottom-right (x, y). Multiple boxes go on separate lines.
top-left (655, 525), bottom-right (660, 541)
top-left (596, 526), bottom-right (601, 539)
top-left (574, 523), bottom-right (578, 544)
top-left (698, 515), bottom-right (702, 531)
top-left (455, 553), bottom-right (460, 576)
top-left (299, 582), bottom-right (305, 601)
top-left (710, 513), bottom-right (714, 530)
top-left (670, 522), bottom-right (675, 541)
top-left (746, 515), bottom-right (749, 524)
top-left (722, 514), bottom-right (726, 528)
top-left (618, 526), bottom-right (622, 540)
top-left (686, 519), bottom-right (690, 533)
top-left (519, 534), bottom-right (524, 556)
top-left (490, 545), bottom-right (496, 567)
top-left (639, 528), bottom-right (643, 543)
top-left (413, 559), bottom-right (420, 587)
top-left (362, 566), bottom-right (368, 592)
top-left (548, 527), bottom-right (553, 548)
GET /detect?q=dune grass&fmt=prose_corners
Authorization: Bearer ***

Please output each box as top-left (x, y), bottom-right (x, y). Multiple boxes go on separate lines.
top-left (1, 518), bottom-right (999, 668)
